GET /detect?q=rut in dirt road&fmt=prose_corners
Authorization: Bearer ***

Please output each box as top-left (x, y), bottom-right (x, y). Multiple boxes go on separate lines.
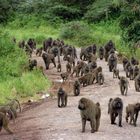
top-left (1, 48), bottom-right (140, 140)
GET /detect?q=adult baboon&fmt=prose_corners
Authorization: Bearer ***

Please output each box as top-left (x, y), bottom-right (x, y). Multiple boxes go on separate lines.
top-left (78, 98), bottom-right (101, 133)
top-left (6, 99), bottom-right (21, 119)
top-left (0, 112), bottom-right (13, 134)
top-left (27, 38), bottom-right (36, 50)
top-left (104, 40), bottom-right (115, 61)
top-left (18, 40), bottom-right (25, 49)
top-left (131, 57), bottom-right (139, 66)
top-left (125, 61), bottom-right (131, 77)
top-left (42, 53), bottom-right (56, 70)
top-left (97, 72), bottom-right (104, 85)
top-left (126, 103), bottom-right (140, 126)
top-left (135, 74), bottom-right (140, 92)
top-left (43, 37), bottom-right (53, 52)
top-left (92, 44), bottom-right (97, 55)
top-left (98, 46), bottom-right (104, 60)
top-left (113, 68), bottom-right (119, 78)
top-left (88, 61), bottom-right (97, 72)
top-left (122, 56), bottom-right (129, 71)
top-left (128, 65), bottom-right (134, 80)
top-left (87, 53), bottom-right (97, 63)
top-left (93, 66), bottom-right (103, 83)
top-left (108, 97), bottom-right (123, 127)
top-left (0, 106), bottom-right (15, 123)
top-left (60, 72), bottom-right (69, 82)
top-left (108, 53), bottom-right (117, 72)
top-left (65, 56), bottom-right (75, 67)
top-left (66, 62), bottom-right (72, 73)
top-left (57, 62), bottom-right (61, 72)
top-left (80, 65), bottom-right (90, 76)
top-left (57, 87), bottom-right (67, 107)
top-left (73, 80), bottom-right (80, 96)
top-left (133, 65), bottom-right (139, 79)
top-left (118, 76), bottom-right (129, 96)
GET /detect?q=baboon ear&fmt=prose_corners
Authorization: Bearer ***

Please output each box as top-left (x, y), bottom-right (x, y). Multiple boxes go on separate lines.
top-left (109, 98), bottom-right (113, 102)
top-left (96, 102), bottom-right (100, 107)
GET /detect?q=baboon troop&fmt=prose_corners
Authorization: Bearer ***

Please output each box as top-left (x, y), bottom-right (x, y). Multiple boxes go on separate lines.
top-left (78, 98), bottom-right (101, 133)
top-left (57, 87), bottom-right (68, 108)
top-left (108, 97), bottom-right (123, 127)
top-left (10, 37), bottom-right (140, 136)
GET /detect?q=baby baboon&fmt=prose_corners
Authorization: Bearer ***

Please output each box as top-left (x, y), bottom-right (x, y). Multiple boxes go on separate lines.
top-left (29, 59), bottom-right (37, 71)
top-left (57, 62), bottom-right (61, 72)
top-left (66, 62), bottom-right (72, 73)
top-left (98, 46), bottom-right (104, 60)
top-left (126, 103), bottom-right (140, 126)
top-left (135, 74), bottom-right (140, 92)
top-left (113, 68), bottom-right (119, 78)
top-left (73, 80), bottom-right (80, 96)
top-left (118, 76), bottom-right (129, 96)
top-left (60, 72), bottom-right (69, 82)
top-left (108, 97), bottom-right (123, 127)
top-left (97, 72), bottom-right (104, 85)
top-left (57, 87), bottom-right (68, 107)
top-left (78, 98), bottom-right (101, 133)
top-left (0, 112), bottom-right (13, 134)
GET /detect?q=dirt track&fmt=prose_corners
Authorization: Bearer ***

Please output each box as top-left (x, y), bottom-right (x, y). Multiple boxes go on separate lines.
top-left (1, 49), bottom-right (140, 140)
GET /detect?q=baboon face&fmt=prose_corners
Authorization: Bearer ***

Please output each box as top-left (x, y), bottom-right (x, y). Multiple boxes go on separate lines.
top-left (78, 98), bottom-right (87, 110)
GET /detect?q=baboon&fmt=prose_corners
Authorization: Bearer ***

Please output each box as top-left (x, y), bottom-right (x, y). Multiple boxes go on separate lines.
top-left (60, 72), bottom-right (69, 82)
top-left (97, 72), bottom-right (104, 85)
top-left (71, 65), bottom-right (81, 77)
top-left (133, 65), bottom-right (139, 79)
top-left (108, 53), bottom-right (117, 72)
top-left (0, 112), bottom-right (13, 134)
top-left (104, 40), bottom-right (115, 61)
top-left (6, 99), bottom-right (21, 119)
top-left (87, 53), bottom-right (97, 63)
top-left (125, 61), bottom-right (131, 77)
top-left (0, 106), bottom-right (15, 123)
top-left (78, 98), bottom-right (101, 133)
top-left (93, 66), bottom-right (103, 83)
top-left (98, 46), bottom-right (104, 60)
top-left (27, 38), bottom-right (36, 50)
top-left (126, 103), bottom-right (140, 126)
top-left (131, 57), bottom-right (139, 66)
top-left (73, 80), bottom-right (80, 96)
top-left (113, 68), bottom-right (119, 78)
top-left (122, 56), bottom-right (129, 71)
top-left (57, 87), bottom-right (67, 107)
top-left (57, 62), bottom-right (61, 72)
top-left (118, 76), bottom-right (129, 96)
top-left (66, 62), bottom-right (72, 73)
top-left (88, 61), bottom-right (97, 72)
top-left (80, 65), bottom-right (90, 76)
top-left (128, 65), bottom-right (134, 80)
top-left (108, 97), bottom-right (123, 127)
top-left (42, 53), bottom-right (56, 70)
top-left (65, 56), bottom-right (75, 67)
top-left (29, 59), bottom-right (37, 71)
top-left (36, 47), bottom-right (43, 56)
top-left (135, 74), bottom-right (140, 92)
top-left (92, 44), bottom-right (97, 55)
top-left (43, 37), bottom-right (53, 52)
top-left (18, 40), bottom-right (25, 49)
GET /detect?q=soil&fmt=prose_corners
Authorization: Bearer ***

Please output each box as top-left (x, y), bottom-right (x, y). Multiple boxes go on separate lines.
top-left (1, 49), bottom-right (140, 140)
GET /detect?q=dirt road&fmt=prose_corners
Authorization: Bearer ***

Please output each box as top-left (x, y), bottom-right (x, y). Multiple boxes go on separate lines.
top-left (1, 49), bottom-right (140, 140)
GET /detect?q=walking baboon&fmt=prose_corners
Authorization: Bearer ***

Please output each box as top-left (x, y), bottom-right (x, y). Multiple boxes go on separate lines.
top-left (108, 97), bottom-right (123, 127)
top-left (126, 103), bottom-right (140, 126)
top-left (71, 65), bottom-right (81, 77)
top-left (65, 56), bottom-right (75, 67)
top-left (98, 46), bottom-right (104, 60)
top-left (122, 56), bottom-right (129, 71)
top-left (57, 62), bottom-right (61, 72)
top-left (125, 61), bottom-right (131, 77)
top-left (57, 87), bottom-right (67, 107)
top-left (118, 76), bottom-right (129, 96)
top-left (73, 80), bottom-right (80, 96)
top-left (108, 53), bottom-right (117, 72)
top-left (29, 59), bottom-right (37, 71)
top-left (93, 66), bottom-right (102, 83)
top-left (0, 112), bottom-right (13, 134)
top-left (113, 68), bottom-right (119, 78)
top-left (78, 98), bottom-right (101, 133)
top-left (128, 65), bottom-right (134, 80)
top-left (133, 65), bottom-right (139, 79)
top-left (42, 53), bottom-right (56, 70)
top-left (60, 72), bottom-right (69, 82)
top-left (97, 72), bottom-right (104, 85)
top-left (66, 62), bottom-right (72, 73)
top-left (131, 57), bottom-right (139, 66)
top-left (135, 74), bottom-right (140, 92)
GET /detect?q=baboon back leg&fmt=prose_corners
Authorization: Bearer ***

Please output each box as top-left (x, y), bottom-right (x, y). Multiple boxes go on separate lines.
top-left (64, 96), bottom-right (67, 107)
top-left (129, 113), bottom-right (134, 125)
top-left (110, 113), bottom-right (116, 124)
top-left (96, 118), bottom-right (100, 131)
top-left (82, 119), bottom-right (86, 132)
top-left (118, 113), bottom-right (122, 127)
top-left (90, 118), bottom-right (96, 133)
top-left (58, 96), bottom-right (61, 107)
top-left (126, 113), bottom-right (129, 123)
top-left (4, 126), bottom-right (13, 134)
top-left (134, 112), bottom-right (139, 126)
